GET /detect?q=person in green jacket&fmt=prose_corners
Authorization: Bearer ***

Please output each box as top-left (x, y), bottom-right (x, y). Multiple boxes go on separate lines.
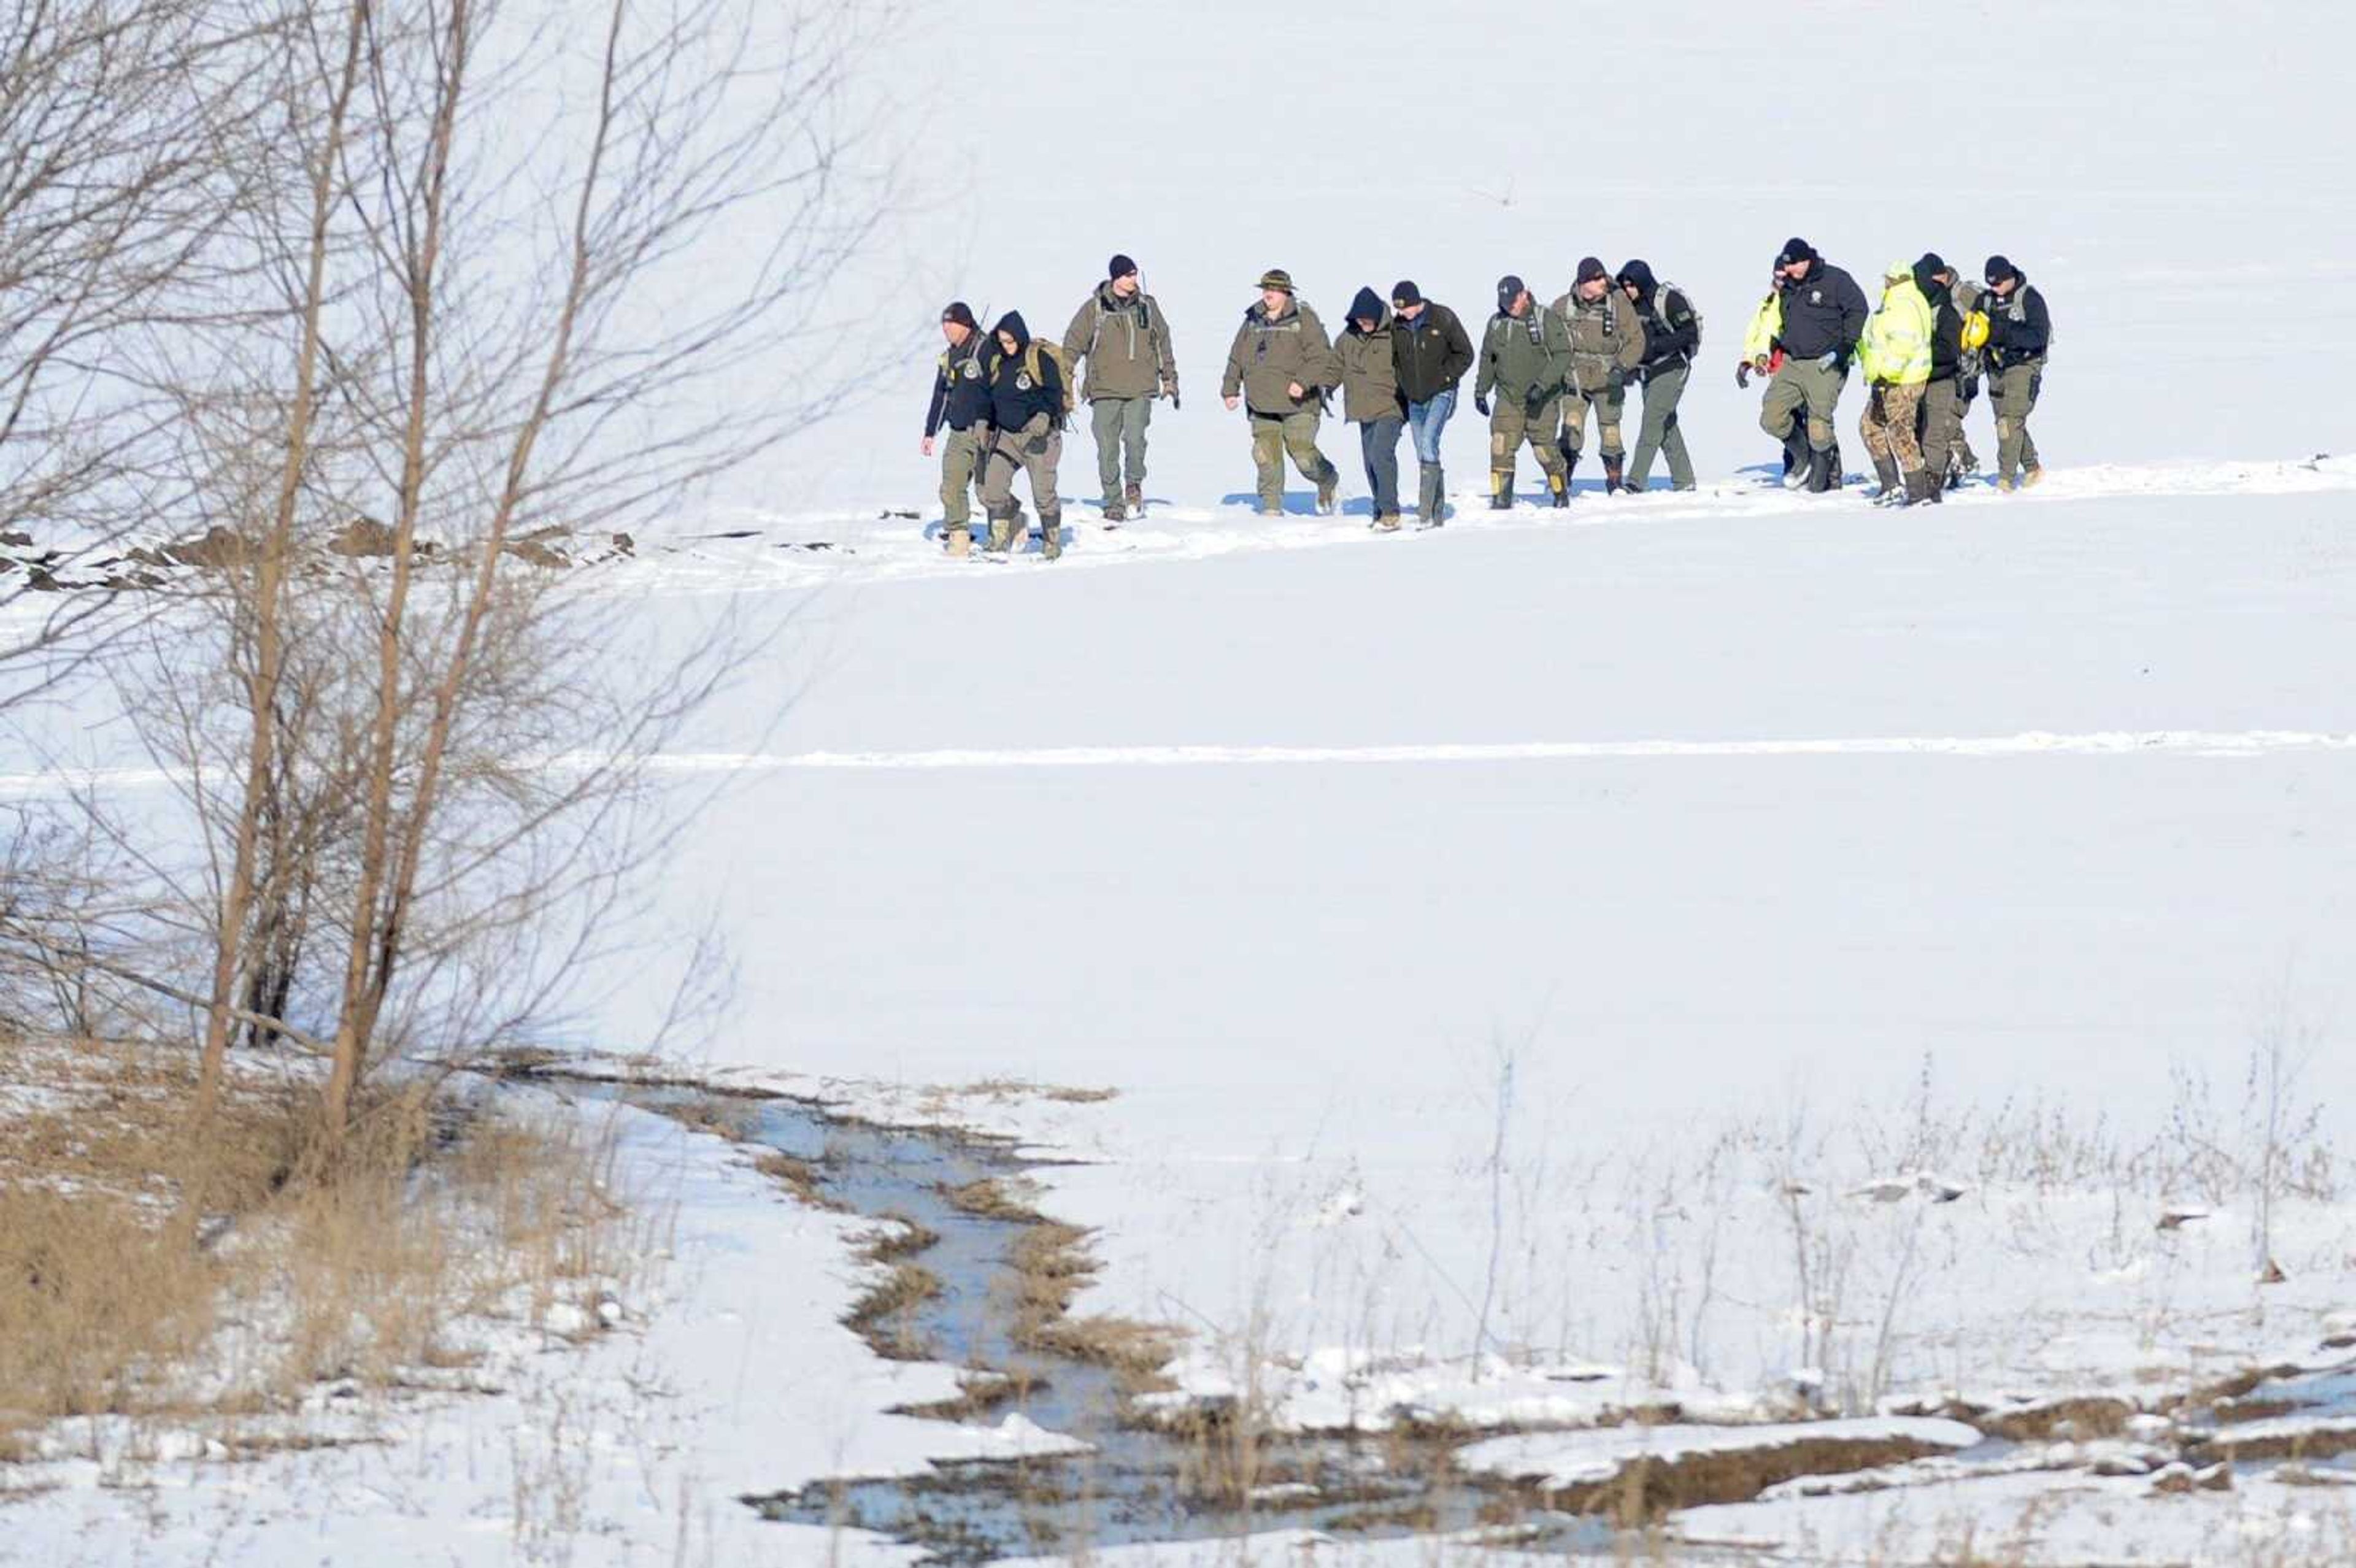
top-left (1061, 253), bottom-right (1177, 524)
top-left (1474, 275), bottom-right (1571, 509)
top-left (1336, 286), bottom-right (1406, 531)
top-left (1550, 257), bottom-right (1647, 494)
top-left (1220, 269), bottom-right (1342, 517)
top-left (1856, 259), bottom-right (1936, 505)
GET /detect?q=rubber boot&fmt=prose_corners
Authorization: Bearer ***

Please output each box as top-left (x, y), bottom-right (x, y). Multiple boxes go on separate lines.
top-left (944, 525), bottom-right (973, 558)
top-left (1423, 464), bottom-right (1449, 526)
top-left (1488, 470), bottom-right (1512, 511)
top-left (1315, 463), bottom-right (1340, 516)
top-left (1041, 508), bottom-right (1063, 561)
top-left (1914, 469), bottom-right (1941, 505)
top-left (1563, 450), bottom-right (1581, 497)
top-left (1780, 432), bottom-right (1811, 490)
top-left (1548, 471), bottom-right (1568, 509)
top-left (1870, 454), bottom-right (1901, 504)
top-left (984, 508), bottom-right (1017, 553)
top-left (1805, 445), bottom-right (1837, 494)
top-left (1603, 452), bottom-right (1626, 495)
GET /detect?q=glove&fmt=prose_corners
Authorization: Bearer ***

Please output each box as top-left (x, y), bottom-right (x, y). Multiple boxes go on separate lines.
top-left (1474, 392), bottom-right (1490, 417)
top-left (1816, 350), bottom-right (1840, 371)
top-left (1735, 363), bottom-right (1752, 390)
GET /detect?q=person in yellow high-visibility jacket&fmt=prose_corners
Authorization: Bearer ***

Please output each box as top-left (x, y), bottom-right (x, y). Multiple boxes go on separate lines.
top-left (1856, 259), bottom-right (1936, 505)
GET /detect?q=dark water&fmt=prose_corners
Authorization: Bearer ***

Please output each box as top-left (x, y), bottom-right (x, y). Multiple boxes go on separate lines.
top-left (547, 1076), bottom-right (1604, 1564)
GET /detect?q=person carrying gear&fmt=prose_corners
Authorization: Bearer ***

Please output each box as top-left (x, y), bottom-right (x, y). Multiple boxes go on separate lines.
top-left (1944, 274), bottom-right (1987, 486)
top-left (1061, 253), bottom-right (1178, 525)
top-left (1550, 257), bottom-right (1646, 493)
top-left (1856, 259), bottom-right (1937, 506)
top-left (1388, 280), bottom-right (1475, 525)
top-left (1220, 269), bottom-right (1343, 517)
top-left (1758, 237), bottom-right (1868, 493)
top-left (923, 302), bottom-right (995, 556)
top-left (1981, 255), bottom-right (2052, 491)
top-left (1911, 254), bottom-right (1968, 504)
top-left (977, 310), bottom-right (1068, 559)
top-left (1617, 259), bottom-right (1700, 493)
top-left (1337, 287), bottom-right (1406, 531)
top-left (1474, 275), bottom-right (1571, 510)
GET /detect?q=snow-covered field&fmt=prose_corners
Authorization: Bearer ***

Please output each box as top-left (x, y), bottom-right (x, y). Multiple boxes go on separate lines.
top-left (10, 0), bottom-right (2356, 1561)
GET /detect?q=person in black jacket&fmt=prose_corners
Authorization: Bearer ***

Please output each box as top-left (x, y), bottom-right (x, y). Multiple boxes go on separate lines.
top-left (923, 302), bottom-right (995, 555)
top-left (977, 311), bottom-right (1068, 558)
top-left (1911, 255), bottom-right (1966, 506)
top-left (1758, 237), bottom-right (1869, 492)
top-left (1982, 255), bottom-right (2051, 490)
top-left (1388, 281), bottom-right (1475, 525)
top-left (1617, 259), bottom-right (1698, 493)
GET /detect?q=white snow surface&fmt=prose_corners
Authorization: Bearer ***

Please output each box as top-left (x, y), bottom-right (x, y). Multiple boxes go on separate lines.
top-left (11, 0), bottom-right (2356, 1559)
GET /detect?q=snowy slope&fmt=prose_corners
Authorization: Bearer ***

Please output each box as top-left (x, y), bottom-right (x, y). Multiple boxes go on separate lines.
top-left (10, 0), bottom-right (2356, 1560)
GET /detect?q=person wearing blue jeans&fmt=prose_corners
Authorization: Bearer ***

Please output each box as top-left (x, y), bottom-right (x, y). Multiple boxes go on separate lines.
top-left (1387, 281), bottom-right (1474, 525)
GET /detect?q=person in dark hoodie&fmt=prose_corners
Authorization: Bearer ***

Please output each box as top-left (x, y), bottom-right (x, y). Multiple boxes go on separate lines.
top-left (923, 301), bottom-right (995, 556)
top-left (977, 311), bottom-right (1068, 559)
top-left (1912, 254), bottom-right (1966, 505)
top-left (1388, 280), bottom-right (1474, 524)
top-left (1336, 287), bottom-right (1406, 531)
top-left (1758, 237), bottom-right (1869, 492)
top-left (1617, 259), bottom-right (1700, 493)
top-left (1981, 255), bottom-right (2051, 490)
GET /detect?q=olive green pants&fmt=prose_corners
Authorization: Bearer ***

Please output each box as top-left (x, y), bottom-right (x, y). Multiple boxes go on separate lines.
top-left (1249, 410), bottom-right (1335, 510)
top-left (1089, 396), bottom-right (1152, 500)
top-left (1916, 379), bottom-right (1965, 485)
top-left (979, 415), bottom-right (1061, 524)
top-left (1992, 361), bottom-right (2042, 482)
top-left (1628, 364), bottom-right (1693, 490)
top-left (937, 424), bottom-right (990, 528)
top-left (1560, 381), bottom-right (1626, 458)
top-left (1761, 358), bottom-right (1847, 453)
top-left (1489, 393), bottom-right (1566, 491)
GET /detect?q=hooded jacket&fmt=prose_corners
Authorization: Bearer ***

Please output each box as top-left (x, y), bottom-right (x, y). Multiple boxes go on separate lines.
top-left (1336, 289), bottom-right (1402, 425)
top-left (925, 324), bottom-right (995, 436)
top-left (1221, 295), bottom-right (1342, 417)
top-left (983, 312), bottom-right (1063, 434)
top-left (1915, 259), bottom-right (1963, 383)
top-left (1061, 283), bottom-right (1177, 402)
top-left (1620, 260), bottom-right (1698, 375)
top-left (1985, 273), bottom-right (2051, 367)
top-left (1774, 257), bottom-right (1869, 364)
top-left (1857, 264), bottom-right (1934, 386)
top-left (1390, 301), bottom-right (1476, 403)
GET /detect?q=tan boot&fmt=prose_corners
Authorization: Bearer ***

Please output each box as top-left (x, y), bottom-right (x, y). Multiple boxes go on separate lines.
top-left (1371, 513), bottom-right (1402, 532)
top-left (944, 526), bottom-right (972, 558)
top-left (2023, 464), bottom-right (2045, 488)
top-left (1041, 510), bottom-right (1063, 561)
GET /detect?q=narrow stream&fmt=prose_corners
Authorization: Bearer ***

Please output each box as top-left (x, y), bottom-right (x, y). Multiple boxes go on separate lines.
top-left (550, 1076), bottom-right (1607, 1564)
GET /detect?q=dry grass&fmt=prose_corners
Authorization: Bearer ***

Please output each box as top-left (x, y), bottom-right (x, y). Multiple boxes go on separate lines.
top-left (942, 1175), bottom-right (1047, 1224)
top-left (0, 1030), bottom-right (631, 1453)
top-left (843, 1263), bottom-right (942, 1361)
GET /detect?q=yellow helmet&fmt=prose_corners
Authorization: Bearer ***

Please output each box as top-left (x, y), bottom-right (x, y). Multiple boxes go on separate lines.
top-left (1960, 310), bottom-right (1991, 351)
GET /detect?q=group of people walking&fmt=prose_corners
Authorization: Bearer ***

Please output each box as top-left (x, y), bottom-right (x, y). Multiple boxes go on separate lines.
top-left (921, 244), bottom-right (2052, 557)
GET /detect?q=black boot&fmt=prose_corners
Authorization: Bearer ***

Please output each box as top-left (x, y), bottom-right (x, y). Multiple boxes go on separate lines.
top-left (1780, 433), bottom-right (1811, 490)
top-left (1805, 445), bottom-right (1836, 493)
top-left (1870, 455), bottom-right (1901, 504)
top-left (1603, 453), bottom-right (1625, 495)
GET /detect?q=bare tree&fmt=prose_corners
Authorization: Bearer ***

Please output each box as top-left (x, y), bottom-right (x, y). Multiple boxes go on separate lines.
top-left (2, 0), bottom-right (899, 1196)
top-left (0, 0), bottom-right (263, 698)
